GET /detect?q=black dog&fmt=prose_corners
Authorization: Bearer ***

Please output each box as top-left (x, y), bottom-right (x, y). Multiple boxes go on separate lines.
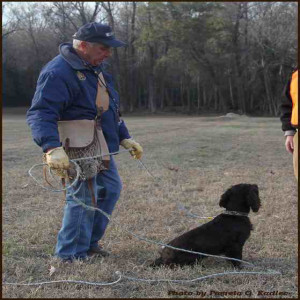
top-left (151, 184), bottom-right (261, 268)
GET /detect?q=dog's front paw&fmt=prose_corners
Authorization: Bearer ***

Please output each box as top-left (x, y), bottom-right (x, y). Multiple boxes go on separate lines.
top-left (148, 258), bottom-right (163, 268)
top-left (232, 263), bottom-right (243, 270)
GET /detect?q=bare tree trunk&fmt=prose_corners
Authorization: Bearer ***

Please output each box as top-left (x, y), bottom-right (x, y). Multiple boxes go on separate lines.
top-left (187, 85), bottom-right (191, 112)
top-left (197, 76), bottom-right (201, 110)
top-left (128, 2), bottom-right (137, 112)
top-left (146, 5), bottom-right (156, 113)
top-left (53, 2), bottom-right (79, 32)
top-left (159, 75), bottom-right (165, 109)
top-left (138, 83), bottom-right (142, 109)
top-left (28, 22), bottom-right (40, 63)
top-left (236, 77), bottom-right (246, 113)
top-left (164, 88), bottom-right (170, 107)
top-left (273, 97), bottom-right (279, 116)
top-left (148, 72), bottom-right (156, 113)
top-left (214, 85), bottom-right (218, 111)
top-left (203, 86), bottom-right (206, 107)
top-left (90, 2), bottom-right (100, 22)
top-left (229, 77), bottom-right (234, 108)
top-left (72, 2), bottom-right (87, 24)
top-left (180, 77), bottom-right (185, 107)
top-left (101, 2), bottom-right (122, 94)
top-left (218, 89), bottom-right (227, 112)
top-left (243, 2), bottom-right (250, 113)
top-left (207, 90), bottom-right (213, 108)
top-left (262, 62), bottom-right (274, 115)
top-left (232, 3), bottom-right (246, 114)
top-left (250, 93), bottom-right (254, 112)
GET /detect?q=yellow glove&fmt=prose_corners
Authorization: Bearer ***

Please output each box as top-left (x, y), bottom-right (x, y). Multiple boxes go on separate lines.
top-left (44, 147), bottom-right (70, 177)
top-left (120, 139), bottom-right (143, 159)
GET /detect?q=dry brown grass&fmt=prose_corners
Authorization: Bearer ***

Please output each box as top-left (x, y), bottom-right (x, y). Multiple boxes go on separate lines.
top-left (3, 111), bottom-right (298, 298)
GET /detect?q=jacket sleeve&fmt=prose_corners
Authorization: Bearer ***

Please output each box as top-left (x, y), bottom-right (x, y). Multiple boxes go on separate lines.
top-left (119, 119), bottom-right (131, 142)
top-left (279, 77), bottom-right (296, 133)
top-left (26, 71), bottom-right (72, 152)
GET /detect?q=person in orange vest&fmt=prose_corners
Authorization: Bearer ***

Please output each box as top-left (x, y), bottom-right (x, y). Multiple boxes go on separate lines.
top-left (280, 69), bottom-right (298, 181)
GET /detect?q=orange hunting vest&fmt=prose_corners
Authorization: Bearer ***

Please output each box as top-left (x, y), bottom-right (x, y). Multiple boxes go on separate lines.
top-left (290, 70), bottom-right (298, 126)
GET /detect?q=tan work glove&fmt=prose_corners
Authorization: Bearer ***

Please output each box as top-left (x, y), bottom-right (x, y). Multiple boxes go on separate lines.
top-left (44, 146), bottom-right (70, 177)
top-left (120, 139), bottom-right (143, 159)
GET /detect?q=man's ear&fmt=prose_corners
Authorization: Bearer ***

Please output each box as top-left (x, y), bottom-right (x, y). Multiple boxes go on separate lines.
top-left (80, 41), bottom-right (89, 52)
top-left (219, 189), bottom-right (231, 208)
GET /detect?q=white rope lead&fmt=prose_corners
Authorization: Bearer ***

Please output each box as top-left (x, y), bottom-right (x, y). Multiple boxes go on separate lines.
top-left (29, 157), bottom-right (281, 268)
top-left (67, 183), bottom-right (253, 266)
top-left (120, 270), bottom-right (281, 283)
top-left (3, 269), bottom-right (280, 287)
top-left (7, 154), bottom-right (281, 288)
top-left (63, 160), bottom-right (282, 273)
top-left (72, 149), bottom-right (131, 162)
top-left (3, 272), bottom-right (122, 286)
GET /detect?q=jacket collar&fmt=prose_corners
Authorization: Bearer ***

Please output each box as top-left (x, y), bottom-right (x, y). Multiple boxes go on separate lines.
top-left (59, 43), bottom-right (102, 72)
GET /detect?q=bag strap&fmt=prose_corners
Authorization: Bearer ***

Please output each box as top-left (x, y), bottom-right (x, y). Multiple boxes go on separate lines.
top-left (82, 63), bottom-right (121, 121)
top-left (94, 73), bottom-right (111, 165)
top-left (96, 72), bottom-right (110, 116)
top-left (87, 178), bottom-right (97, 207)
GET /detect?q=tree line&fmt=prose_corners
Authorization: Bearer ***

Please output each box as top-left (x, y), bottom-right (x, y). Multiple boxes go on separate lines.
top-left (2, 2), bottom-right (297, 116)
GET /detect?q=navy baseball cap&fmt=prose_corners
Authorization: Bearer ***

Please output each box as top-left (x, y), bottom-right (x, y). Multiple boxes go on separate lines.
top-left (72, 23), bottom-right (126, 48)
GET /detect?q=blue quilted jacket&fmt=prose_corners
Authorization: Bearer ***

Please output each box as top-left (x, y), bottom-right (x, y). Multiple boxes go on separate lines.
top-left (27, 43), bottom-right (131, 153)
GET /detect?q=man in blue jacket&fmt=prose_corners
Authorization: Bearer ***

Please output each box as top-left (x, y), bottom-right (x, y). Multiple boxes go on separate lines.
top-left (27, 23), bottom-right (143, 262)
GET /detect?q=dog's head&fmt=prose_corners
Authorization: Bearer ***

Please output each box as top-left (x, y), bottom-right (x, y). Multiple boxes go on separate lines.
top-left (219, 183), bottom-right (261, 213)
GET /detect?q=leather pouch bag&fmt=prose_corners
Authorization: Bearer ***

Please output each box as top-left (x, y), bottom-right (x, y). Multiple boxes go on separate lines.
top-left (58, 119), bottom-right (110, 180)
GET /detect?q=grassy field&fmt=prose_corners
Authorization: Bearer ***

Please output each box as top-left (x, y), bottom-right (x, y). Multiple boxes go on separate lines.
top-left (2, 111), bottom-right (298, 298)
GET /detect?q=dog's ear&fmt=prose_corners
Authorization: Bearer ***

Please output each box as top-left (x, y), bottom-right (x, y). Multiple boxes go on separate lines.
top-left (219, 189), bottom-right (231, 208)
top-left (247, 185), bottom-right (261, 212)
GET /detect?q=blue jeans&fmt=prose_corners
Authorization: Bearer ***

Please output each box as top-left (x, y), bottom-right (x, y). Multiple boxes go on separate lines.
top-left (55, 157), bottom-right (122, 260)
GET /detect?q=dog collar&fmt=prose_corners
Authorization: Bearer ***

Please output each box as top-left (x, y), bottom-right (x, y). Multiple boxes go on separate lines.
top-left (223, 210), bottom-right (249, 217)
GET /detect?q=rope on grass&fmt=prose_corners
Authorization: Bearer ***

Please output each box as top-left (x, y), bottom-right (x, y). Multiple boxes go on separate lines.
top-left (30, 158), bottom-right (280, 266)
top-left (137, 161), bottom-right (218, 220)
top-left (119, 269), bottom-right (281, 283)
top-left (3, 272), bottom-right (122, 286)
top-left (31, 155), bottom-right (240, 264)
top-left (5, 154), bottom-right (281, 288)
top-left (3, 268), bottom-right (281, 287)
top-left (66, 180), bottom-right (253, 266)
top-left (29, 156), bottom-right (280, 267)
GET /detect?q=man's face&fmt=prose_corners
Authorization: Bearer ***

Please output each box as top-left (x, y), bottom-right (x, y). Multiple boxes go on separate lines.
top-left (83, 42), bottom-right (112, 66)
